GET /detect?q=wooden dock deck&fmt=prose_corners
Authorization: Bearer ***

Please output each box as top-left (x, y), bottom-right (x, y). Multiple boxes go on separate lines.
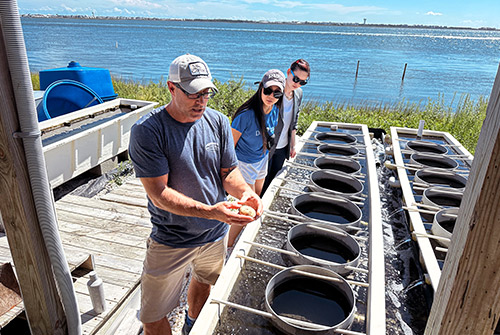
top-left (0, 178), bottom-right (150, 334)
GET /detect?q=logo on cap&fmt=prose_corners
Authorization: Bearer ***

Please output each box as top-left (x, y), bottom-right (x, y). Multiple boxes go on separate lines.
top-left (188, 62), bottom-right (209, 77)
top-left (267, 73), bottom-right (282, 80)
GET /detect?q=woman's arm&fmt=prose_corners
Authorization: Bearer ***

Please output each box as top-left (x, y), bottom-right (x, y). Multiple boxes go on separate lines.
top-left (231, 128), bottom-right (242, 147)
top-left (290, 129), bottom-right (297, 158)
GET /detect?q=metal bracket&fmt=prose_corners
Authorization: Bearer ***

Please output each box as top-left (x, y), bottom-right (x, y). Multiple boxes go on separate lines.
top-left (237, 248), bottom-right (246, 268)
top-left (12, 130), bottom-right (41, 139)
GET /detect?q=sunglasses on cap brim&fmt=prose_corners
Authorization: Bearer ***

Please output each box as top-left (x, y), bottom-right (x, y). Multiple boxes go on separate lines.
top-left (263, 86), bottom-right (283, 98)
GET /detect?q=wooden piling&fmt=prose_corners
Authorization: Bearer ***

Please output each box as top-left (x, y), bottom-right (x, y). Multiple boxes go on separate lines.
top-left (355, 60), bottom-right (360, 79)
top-left (402, 63), bottom-right (408, 81)
top-left (0, 23), bottom-right (66, 335)
top-left (425, 63), bottom-right (500, 334)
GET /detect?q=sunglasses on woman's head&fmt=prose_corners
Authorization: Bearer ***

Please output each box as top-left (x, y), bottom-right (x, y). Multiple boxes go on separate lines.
top-left (263, 87), bottom-right (283, 98)
top-left (291, 69), bottom-right (308, 86)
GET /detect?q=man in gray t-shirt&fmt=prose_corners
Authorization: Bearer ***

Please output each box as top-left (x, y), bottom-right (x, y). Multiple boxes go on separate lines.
top-left (129, 54), bottom-right (262, 335)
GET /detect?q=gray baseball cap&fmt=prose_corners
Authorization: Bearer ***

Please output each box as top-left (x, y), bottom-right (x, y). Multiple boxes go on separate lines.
top-left (168, 54), bottom-right (218, 94)
top-left (261, 69), bottom-right (285, 91)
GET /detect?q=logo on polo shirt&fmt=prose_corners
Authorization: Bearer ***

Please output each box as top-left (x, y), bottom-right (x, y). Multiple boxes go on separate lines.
top-left (206, 142), bottom-right (219, 152)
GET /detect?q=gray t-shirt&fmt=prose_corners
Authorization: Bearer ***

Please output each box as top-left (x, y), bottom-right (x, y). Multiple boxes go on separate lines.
top-left (129, 106), bottom-right (238, 247)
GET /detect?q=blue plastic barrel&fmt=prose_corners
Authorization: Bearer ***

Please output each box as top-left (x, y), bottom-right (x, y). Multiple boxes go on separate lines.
top-left (37, 79), bottom-right (104, 122)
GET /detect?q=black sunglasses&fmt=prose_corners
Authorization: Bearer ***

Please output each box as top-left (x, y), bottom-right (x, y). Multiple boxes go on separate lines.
top-left (263, 87), bottom-right (283, 98)
top-left (174, 83), bottom-right (216, 100)
top-left (291, 69), bottom-right (308, 86)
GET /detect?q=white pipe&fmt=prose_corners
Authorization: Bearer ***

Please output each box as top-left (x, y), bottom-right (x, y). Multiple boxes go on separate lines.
top-left (0, 3), bottom-right (81, 334)
top-left (412, 232), bottom-right (451, 243)
top-left (297, 151), bottom-right (366, 160)
top-left (211, 298), bottom-right (331, 330)
top-left (392, 137), bottom-right (461, 148)
top-left (288, 161), bottom-right (366, 178)
top-left (211, 298), bottom-right (367, 335)
top-left (244, 241), bottom-right (369, 274)
top-left (236, 254), bottom-right (369, 288)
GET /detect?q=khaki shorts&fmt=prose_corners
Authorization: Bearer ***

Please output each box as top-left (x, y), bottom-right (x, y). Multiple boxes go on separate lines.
top-left (139, 236), bottom-right (227, 323)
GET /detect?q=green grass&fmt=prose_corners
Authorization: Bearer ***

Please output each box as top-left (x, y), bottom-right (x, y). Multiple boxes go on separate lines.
top-left (32, 74), bottom-right (487, 153)
top-left (297, 95), bottom-right (487, 153)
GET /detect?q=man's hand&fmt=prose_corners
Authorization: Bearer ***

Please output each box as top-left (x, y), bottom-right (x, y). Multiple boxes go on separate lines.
top-left (237, 190), bottom-right (263, 219)
top-left (209, 201), bottom-right (258, 227)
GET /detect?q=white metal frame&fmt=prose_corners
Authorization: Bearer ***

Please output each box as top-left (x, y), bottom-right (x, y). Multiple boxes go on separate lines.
top-left (390, 126), bottom-right (474, 292)
top-left (193, 121), bottom-right (386, 334)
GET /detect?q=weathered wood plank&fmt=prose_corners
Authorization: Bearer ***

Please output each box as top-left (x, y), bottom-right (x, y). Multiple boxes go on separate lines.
top-left (62, 244), bottom-right (143, 275)
top-left (59, 231), bottom-right (146, 261)
top-left (72, 267), bottom-right (140, 291)
top-left (57, 195), bottom-right (151, 223)
top-left (127, 178), bottom-right (143, 187)
top-left (73, 270), bottom-right (141, 335)
top-left (58, 221), bottom-right (146, 248)
top-left (99, 192), bottom-right (148, 208)
top-left (55, 201), bottom-right (151, 227)
top-left (58, 194), bottom-right (150, 218)
top-left (74, 279), bottom-right (131, 306)
top-left (102, 186), bottom-right (147, 200)
top-left (0, 244), bottom-right (92, 278)
top-left (0, 304), bottom-right (24, 328)
top-left (94, 286), bottom-right (142, 335)
top-left (0, 174), bottom-right (149, 333)
top-left (0, 242), bottom-right (12, 260)
top-left (56, 208), bottom-right (151, 234)
top-left (425, 65), bottom-right (500, 334)
top-left (108, 181), bottom-right (146, 194)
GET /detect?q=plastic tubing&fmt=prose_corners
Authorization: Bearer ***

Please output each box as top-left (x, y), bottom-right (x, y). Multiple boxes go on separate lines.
top-left (0, 2), bottom-right (82, 334)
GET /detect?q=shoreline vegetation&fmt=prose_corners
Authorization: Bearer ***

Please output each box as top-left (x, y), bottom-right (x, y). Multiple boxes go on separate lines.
top-left (21, 14), bottom-right (500, 31)
top-left (31, 74), bottom-right (487, 154)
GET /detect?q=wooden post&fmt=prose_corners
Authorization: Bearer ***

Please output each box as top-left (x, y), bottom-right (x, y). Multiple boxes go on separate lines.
top-left (0, 26), bottom-right (67, 334)
top-left (402, 63), bottom-right (407, 81)
top-left (355, 60), bottom-right (360, 79)
top-left (425, 63), bottom-right (500, 334)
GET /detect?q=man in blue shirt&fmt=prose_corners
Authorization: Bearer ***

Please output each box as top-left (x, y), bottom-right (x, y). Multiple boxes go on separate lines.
top-left (129, 54), bottom-right (262, 335)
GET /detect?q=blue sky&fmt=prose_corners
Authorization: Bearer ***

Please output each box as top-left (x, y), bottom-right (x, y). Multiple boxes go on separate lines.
top-left (17, 0), bottom-right (500, 28)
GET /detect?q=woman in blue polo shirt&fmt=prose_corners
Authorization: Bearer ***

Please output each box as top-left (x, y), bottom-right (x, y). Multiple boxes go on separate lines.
top-left (229, 69), bottom-right (285, 246)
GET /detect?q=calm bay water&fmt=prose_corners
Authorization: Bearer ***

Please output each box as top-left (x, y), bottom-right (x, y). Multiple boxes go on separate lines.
top-left (21, 17), bottom-right (500, 105)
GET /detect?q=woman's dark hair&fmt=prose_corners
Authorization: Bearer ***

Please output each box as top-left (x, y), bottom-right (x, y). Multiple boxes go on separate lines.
top-left (290, 59), bottom-right (311, 76)
top-left (233, 83), bottom-right (282, 152)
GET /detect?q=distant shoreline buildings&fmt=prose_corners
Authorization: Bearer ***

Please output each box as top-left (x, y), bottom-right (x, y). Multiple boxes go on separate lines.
top-left (20, 14), bottom-right (499, 31)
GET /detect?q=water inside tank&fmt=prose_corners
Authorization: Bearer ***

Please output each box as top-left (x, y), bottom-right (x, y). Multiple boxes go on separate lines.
top-left (213, 127), bottom-right (432, 335)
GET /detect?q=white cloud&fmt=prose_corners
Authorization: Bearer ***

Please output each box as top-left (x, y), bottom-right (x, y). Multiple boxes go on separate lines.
top-left (114, 7), bottom-right (135, 14)
top-left (310, 3), bottom-right (384, 14)
top-left (110, 0), bottom-right (162, 9)
top-left (61, 4), bottom-right (77, 12)
top-left (425, 11), bottom-right (443, 16)
top-left (273, 1), bottom-right (303, 9)
top-left (243, 0), bottom-right (270, 3)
